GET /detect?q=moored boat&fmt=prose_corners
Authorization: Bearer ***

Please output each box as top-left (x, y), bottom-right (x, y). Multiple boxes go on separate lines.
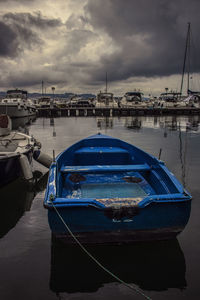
top-left (0, 114), bottom-right (41, 186)
top-left (156, 92), bottom-right (187, 108)
top-left (0, 89), bottom-right (37, 118)
top-left (44, 133), bottom-right (192, 244)
top-left (120, 91), bottom-right (147, 108)
top-left (95, 92), bottom-right (118, 108)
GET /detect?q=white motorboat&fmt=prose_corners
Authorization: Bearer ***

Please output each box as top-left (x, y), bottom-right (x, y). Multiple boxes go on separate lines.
top-left (120, 91), bottom-right (147, 108)
top-left (0, 89), bottom-right (37, 118)
top-left (95, 92), bottom-right (118, 108)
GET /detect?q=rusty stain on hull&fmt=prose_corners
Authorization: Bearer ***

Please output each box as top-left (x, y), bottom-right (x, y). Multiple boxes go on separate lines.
top-left (123, 176), bottom-right (142, 183)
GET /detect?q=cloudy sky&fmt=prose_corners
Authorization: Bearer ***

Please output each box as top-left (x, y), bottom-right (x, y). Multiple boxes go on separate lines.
top-left (0, 0), bottom-right (200, 96)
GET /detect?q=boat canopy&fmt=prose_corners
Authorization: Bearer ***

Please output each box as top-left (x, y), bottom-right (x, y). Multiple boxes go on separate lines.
top-left (125, 92), bottom-right (143, 96)
top-left (6, 89), bottom-right (28, 99)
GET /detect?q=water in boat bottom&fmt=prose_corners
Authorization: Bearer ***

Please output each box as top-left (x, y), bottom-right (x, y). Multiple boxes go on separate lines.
top-left (0, 115), bottom-right (200, 300)
top-left (80, 182), bottom-right (147, 199)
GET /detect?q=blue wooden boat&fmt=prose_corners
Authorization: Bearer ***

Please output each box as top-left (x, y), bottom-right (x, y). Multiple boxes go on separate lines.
top-left (44, 133), bottom-right (192, 244)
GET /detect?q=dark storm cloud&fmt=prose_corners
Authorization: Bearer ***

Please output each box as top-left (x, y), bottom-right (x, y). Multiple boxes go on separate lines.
top-left (0, 18), bottom-right (41, 57)
top-left (0, 12), bottom-right (62, 57)
top-left (0, 21), bottom-right (18, 57)
top-left (0, 0), bottom-right (36, 3)
top-left (6, 70), bottom-right (66, 88)
top-left (85, 0), bottom-right (200, 82)
top-left (3, 12), bottom-right (62, 29)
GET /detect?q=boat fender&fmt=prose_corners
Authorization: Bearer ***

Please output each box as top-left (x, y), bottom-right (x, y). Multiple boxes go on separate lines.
top-left (19, 154), bottom-right (33, 181)
top-left (33, 150), bottom-right (53, 168)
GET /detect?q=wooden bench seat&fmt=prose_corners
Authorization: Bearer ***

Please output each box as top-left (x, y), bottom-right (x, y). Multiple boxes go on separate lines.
top-left (60, 163), bottom-right (151, 173)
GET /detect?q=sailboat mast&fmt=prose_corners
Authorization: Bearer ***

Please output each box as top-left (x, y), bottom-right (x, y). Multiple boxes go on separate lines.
top-left (180, 22), bottom-right (191, 96)
top-left (187, 22), bottom-right (191, 94)
top-left (42, 80), bottom-right (44, 96)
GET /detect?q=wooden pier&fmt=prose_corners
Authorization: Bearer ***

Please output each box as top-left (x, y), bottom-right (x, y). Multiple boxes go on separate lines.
top-left (37, 106), bottom-right (200, 117)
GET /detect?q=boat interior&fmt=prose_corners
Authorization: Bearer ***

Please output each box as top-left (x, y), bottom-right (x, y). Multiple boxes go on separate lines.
top-left (56, 142), bottom-right (180, 201)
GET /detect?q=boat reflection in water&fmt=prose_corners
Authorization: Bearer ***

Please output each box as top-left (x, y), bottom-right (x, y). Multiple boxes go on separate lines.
top-left (97, 117), bottom-right (113, 129)
top-left (124, 117), bottom-right (142, 130)
top-left (50, 237), bottom-right (186, 295)
top-left (0, 171), bottom-right (48, 239)
top-left (122, 115), bottom-right (200, 133)
top-left (0, 178), bottom-right (35, 238)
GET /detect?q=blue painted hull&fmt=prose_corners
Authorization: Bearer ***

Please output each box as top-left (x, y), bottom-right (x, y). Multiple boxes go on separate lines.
top-left (48, 201), bottom-right (191, 243)
top-left (44, 133), bottom-right (192, 244)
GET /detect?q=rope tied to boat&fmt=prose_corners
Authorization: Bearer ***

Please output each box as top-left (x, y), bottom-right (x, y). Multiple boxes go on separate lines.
top-left (50, 198), bottom-right (152, 300)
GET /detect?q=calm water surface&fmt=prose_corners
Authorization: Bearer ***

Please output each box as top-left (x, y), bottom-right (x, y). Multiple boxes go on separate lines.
top-left (0, 115), bottom-right (200, 300)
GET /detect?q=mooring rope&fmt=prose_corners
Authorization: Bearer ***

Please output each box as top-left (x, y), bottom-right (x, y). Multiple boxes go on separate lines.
top-left (50, 200), bottom-right (152, 300)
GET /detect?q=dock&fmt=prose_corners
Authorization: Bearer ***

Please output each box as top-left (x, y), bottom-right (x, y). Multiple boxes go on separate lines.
top-left (37, 106), bottom-right (200, 117)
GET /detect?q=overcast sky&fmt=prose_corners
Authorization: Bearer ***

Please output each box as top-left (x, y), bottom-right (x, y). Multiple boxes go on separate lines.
top-left (0, 0), bottom-right (200, 96)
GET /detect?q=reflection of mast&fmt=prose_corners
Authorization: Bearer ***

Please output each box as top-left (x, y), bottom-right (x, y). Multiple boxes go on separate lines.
top-left (50, 117), bottom-right (56, 137)
top-left (178, 123), bottom-right (187, 187)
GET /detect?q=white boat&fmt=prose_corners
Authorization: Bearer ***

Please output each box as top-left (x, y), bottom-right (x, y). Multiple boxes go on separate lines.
top-left (120, 91), bottom-right (147, 108)
top-left (67, 95), bottom-right (95, 107)
top-left (0, 114), bottom-right (41, 186)
top-left (37, 96), bottom-right (54, 108)
top-left (155, 92), bottom-right (187, 108)
top-left (54, 98), bottom-right (67, 108)
top-left (183, 92), bottom-right (200, 108)
top-left (0, 89), bottom-right (37, 118)
top-left (95, 92), bottom-right (118, 108)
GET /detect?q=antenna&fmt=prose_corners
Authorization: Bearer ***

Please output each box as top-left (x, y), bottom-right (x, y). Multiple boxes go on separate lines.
top-left (105, 72), bottom-right (108, 93)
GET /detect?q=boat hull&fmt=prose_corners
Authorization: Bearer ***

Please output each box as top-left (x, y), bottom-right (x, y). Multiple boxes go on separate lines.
top-left (44, 133), bottom-right (192, 244)
top-left (0, 105), bottom-right (36, 118)
top-left (0, 150), bottom-right (33, 187)
top-left (48, 201), bottom-right (191, 244)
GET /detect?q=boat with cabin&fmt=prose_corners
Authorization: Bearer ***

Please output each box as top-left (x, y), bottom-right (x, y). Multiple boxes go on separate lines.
top-left (36, 96), bottom-right (54, 108)
top-left (120, 91), bottom-right (147, 108)
top-left (66, 95), bottom-right (95, 108)
top-left (155, 92), bottom-right (186, 108)
top-left (44, 133), bottom-right (192, 244)
top-left (95, 92), bottom-right (118, 108)
top-left (0, 89), bottom-right (37, 118)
